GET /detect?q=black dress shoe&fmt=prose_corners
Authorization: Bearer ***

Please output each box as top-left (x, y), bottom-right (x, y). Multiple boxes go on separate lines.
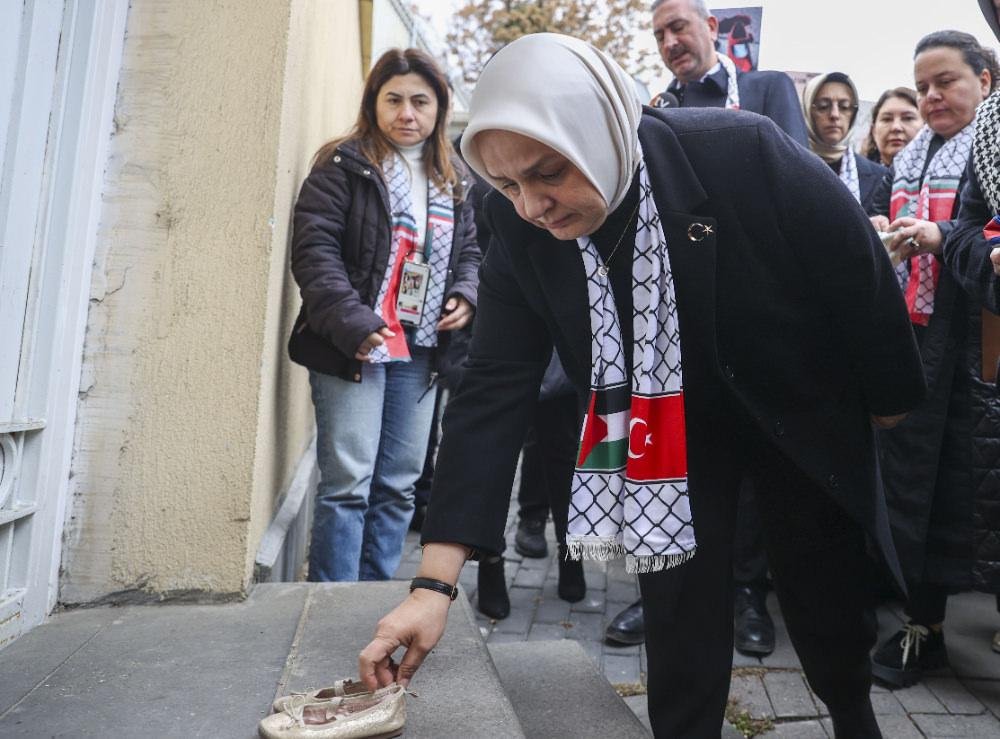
top-left (514, 518), bottom-right (548, 558)
top-left (477, 556), bottom-right (510, 620)
top-left (734, 584), bottom-right (775, 656)
top-left (605, 598), bottom-right (645, 645)
top-left (557, 545), bottom-right (586, 602)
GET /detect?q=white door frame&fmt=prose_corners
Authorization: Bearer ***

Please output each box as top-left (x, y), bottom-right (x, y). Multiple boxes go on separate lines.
top-left (0, 0), bottom-right (128, 646)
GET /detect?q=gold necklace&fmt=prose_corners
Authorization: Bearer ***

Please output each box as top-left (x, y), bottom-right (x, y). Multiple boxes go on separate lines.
top-left (597, 200), bottom-right (641, 277)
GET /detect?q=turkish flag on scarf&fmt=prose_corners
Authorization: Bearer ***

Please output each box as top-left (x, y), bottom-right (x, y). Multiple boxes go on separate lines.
top-left (625, 393), bottom-right (687, 482)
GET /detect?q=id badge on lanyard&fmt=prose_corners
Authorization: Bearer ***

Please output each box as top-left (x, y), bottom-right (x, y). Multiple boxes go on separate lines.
top-left (396, 252), bottom-right (431, 327)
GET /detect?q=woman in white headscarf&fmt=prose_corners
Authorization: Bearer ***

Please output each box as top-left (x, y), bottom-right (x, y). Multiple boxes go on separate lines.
top-left (360, 33), bottom-right (923, 739)
top-left (802, 71), bottom-right (887, 211)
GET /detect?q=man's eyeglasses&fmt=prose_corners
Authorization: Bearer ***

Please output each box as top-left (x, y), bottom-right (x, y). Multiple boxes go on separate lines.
top-left (811, 99), bottom-right (859, 114)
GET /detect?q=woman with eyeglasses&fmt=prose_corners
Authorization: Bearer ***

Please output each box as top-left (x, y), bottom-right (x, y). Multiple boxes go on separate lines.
top-left (801, 72), bottom-right (886, 211)
top-left (866, 30), bottom-right (1000, 689)
top-left (863, 87), bottom-right (923, 167)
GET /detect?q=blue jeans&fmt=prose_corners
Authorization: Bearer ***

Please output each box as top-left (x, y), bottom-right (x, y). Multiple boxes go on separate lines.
top-left (307, 347), bottom-right (435, 581)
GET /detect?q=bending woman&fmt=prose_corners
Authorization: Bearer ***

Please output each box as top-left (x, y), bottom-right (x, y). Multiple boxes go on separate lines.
top-left (361, 33), bottom-right (923, 738)
top-left (288, 48), bottom-right (480, 582)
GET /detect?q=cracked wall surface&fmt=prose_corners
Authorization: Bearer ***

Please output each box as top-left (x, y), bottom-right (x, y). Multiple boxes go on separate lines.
top-left (60, 1), bottom-right (363, 602)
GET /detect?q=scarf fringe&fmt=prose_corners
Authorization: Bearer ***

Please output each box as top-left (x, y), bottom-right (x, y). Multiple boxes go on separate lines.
top-left (566, 537), bottom-right (697, 574)
top-left (565, 537), bottom-right (626, 562)
top-left (626, 549), bottom-right (696, 574)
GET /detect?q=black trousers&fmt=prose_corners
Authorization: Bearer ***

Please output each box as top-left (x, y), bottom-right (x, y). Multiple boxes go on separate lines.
top-left (516, 393), bottom-right (581, 545)
top-left (640, 412), bottom-right (879, 738)
top-left (732, 478), bottom-right (768, 588)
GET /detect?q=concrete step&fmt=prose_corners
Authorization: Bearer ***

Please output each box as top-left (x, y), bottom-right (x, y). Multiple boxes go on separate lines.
top-left (0, 581), bottom-right (525, 738)
top-left (490, 639), bottom-right (651, 738)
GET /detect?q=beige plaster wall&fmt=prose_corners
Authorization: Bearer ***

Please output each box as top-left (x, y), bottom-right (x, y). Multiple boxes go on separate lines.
top-left (247, 1), bottom-right (364, 581)
top-left (61, 1), bottom-right (363, 602)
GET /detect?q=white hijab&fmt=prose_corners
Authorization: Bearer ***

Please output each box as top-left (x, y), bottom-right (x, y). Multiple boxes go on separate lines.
top-left (801, 71), bottom-right (859, 165)
top-left (460, 33), bottom-right (642, 213)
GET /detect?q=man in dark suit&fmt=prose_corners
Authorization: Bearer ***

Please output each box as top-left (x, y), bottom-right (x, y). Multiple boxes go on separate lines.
top-left (606, 0), bottom-right (807, 653)
top-left (650, 0), bottom-right (807, 147)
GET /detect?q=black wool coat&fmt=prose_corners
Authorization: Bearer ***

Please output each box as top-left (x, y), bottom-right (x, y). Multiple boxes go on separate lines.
top-left (287, 140), bottom-right (481, 382)
top-left (421, 109), bottom-right (925, 587)
top-left (868, 155), bottom-right (1000, 589)
top-left (943, 158), bottom-right (1000, 593)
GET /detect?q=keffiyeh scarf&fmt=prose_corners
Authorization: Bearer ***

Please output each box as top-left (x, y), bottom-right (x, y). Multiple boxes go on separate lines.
top-left (840, 148), bottom-right (861, 204)
top-left (890, 123), bottom-right (975, 326)
top-left (567, 150), bottom-right (695, 574)
top-left (716, 52), bottom-right (741, 110)
top-left (368, 152), bottom-right (455, 363)
top-left (975, 91), bottom-right (1000, 215)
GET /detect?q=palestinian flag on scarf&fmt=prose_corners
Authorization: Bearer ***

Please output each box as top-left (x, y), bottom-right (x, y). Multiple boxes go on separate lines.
top-left (576, 384), bottom-right (688, 481)
top-left (986, 215), bottom-right (1000, 245)
top-left (577, 383), bottom-right (630, 472)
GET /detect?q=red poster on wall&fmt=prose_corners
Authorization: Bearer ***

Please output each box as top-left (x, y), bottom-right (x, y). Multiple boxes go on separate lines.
top-left (712, 6), bottom-right (763, 73)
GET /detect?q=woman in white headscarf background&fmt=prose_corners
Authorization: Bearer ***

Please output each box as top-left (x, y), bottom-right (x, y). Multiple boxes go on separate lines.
top-left (359, 34), bottom-right (924, 738)
top-left (802, 72), bottom-right (887, 211)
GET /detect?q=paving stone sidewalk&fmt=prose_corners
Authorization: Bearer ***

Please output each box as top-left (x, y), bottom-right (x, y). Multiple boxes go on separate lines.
top-left (395, 505), bottom-right (1000, 738)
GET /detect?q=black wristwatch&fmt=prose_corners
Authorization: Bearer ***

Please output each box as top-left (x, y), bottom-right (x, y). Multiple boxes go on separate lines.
top-left (410, 577), bottom-right (459, 601)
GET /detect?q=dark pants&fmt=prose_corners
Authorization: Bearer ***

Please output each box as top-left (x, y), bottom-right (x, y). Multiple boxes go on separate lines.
top-left (640, 412), bottom-right (879, 738)
top-left (907, 583), bottom-right (950, 625)
top-left (516, 393), bottom-right (581, 545)
top-left (732, 479), bottom-right (768, 588)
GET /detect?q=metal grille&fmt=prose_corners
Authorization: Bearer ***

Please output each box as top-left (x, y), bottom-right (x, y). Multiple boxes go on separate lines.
top-left (0, 431), bottom-right (31, 648)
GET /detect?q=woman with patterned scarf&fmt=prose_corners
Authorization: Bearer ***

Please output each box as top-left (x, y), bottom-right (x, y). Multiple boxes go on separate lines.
top-left (943, 0), bottom-right (1000, 656)
top-left (801, 71), bottom-right (887, 211)
top-left (867, 30), bottom-right (999, 688)
top-left (361, 33), bottom-right (924, 739)
top-left (287, 49), bottom-right (480, 582)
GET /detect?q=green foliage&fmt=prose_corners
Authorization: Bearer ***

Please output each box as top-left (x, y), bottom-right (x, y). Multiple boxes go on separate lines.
top-left (725, 698), bottom-right (774, 737)
top-left (446, 0), bottom-right (658, 84)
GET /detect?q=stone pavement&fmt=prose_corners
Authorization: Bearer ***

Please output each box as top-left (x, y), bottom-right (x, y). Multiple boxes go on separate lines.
top-left (0, 581), bottom-right (526, 738)
top-left (395, 505), bottom-right (1000, 738)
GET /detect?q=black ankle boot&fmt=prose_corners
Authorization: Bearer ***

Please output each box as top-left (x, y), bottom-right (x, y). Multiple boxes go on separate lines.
top-left (515, 518), bottom-right (548, 558)
top-left (557, 545), bottom-right (586, 602)
top-left (734, 584), bottom-right (775, 656)
top-left (476, 556), bottom-right (510, 619)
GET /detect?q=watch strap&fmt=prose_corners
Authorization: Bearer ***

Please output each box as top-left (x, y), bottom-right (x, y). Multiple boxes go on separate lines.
top-left (410, 576), bottom-right (459, 601)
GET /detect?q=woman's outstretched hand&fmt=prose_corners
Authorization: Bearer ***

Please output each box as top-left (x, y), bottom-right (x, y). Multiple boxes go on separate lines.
top-left (359, 589), bottom-right (450, 689)
top-left (359, 542), bottom-right (469, 690)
